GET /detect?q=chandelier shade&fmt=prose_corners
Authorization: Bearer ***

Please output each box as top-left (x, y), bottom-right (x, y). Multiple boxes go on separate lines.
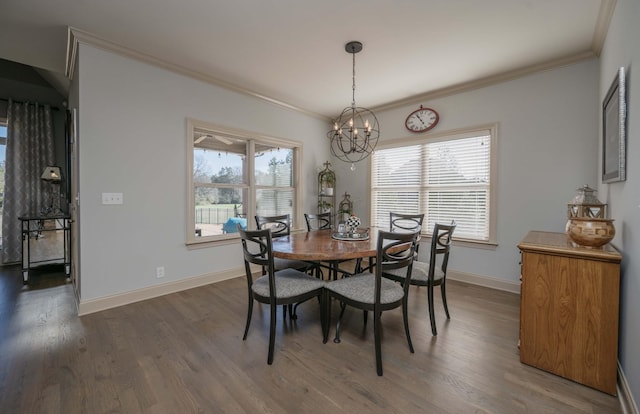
top-left (328, 41), bottom-right (379, 165)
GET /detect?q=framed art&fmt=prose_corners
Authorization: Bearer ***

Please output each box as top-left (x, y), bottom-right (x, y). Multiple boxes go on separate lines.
top-left (602, 67), bottom-right (627, 183)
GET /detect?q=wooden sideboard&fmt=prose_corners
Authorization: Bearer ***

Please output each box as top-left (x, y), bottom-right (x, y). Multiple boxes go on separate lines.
top-left (517, 231), bottom-right (621, 395)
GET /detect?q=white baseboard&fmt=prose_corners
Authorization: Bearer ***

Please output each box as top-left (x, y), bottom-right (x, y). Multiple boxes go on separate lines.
top-left (448, 269), bottom-right (521, 294)
top-left (78, 267), bottom-right (245, 315)
top-left (77, 266), bottom-right (521, 315)
top-left (619, 361), bottom-right (639, 414)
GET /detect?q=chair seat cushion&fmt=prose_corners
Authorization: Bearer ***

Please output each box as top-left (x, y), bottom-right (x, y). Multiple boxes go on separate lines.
top-left (274, 257), bottom-right (311, 271)
top-left (326, 273), bottom-right (404, 304)
top-left (252, 268), bottom-right (326, 298)
top-left (384, 260), bottom-right (444, 284)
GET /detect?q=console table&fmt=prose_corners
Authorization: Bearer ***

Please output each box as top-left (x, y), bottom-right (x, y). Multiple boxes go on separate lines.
top-left (18, 214), bottom-right (71, 284)
top-left (517, 231), bottom-right (621, 395)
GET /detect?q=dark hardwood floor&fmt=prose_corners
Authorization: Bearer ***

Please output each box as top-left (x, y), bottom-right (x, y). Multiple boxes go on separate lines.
top-left (0, 264), bottom-right (622, 413)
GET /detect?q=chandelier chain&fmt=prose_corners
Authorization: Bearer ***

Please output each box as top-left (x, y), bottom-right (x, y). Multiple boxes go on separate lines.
top-left (351, 50), bottom-right (356, 108)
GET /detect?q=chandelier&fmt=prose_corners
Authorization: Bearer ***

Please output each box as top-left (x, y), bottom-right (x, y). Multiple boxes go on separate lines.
top-left (328, 41), bottom-right (379, 168)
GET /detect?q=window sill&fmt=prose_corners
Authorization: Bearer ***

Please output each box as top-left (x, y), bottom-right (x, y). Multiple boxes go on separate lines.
top-left (186, 234), bottom-right (240, 250)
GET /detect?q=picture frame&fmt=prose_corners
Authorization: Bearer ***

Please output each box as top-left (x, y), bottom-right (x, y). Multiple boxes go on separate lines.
top-left (602, 67), bottom-right (627, 183)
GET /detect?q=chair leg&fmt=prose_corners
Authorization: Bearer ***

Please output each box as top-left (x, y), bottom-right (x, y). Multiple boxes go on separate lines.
top-left (441, 280), bottom-right (450, 319)
top-left (268, 302), bottom-right (277, 364)
top-left (323, 294), bottom-right (332, 344)
top-left (319, 291), bottom-right (327, 340)
top-left (354, 258), bottom-right (363, 273)
top-left (363, 310), bottom-right (368, 326)
top-left (427, 284), bottom-right (437, 336)
top-left (288, 303), bottom-right (298, 320)
top-left (333, 302), bottom-right (347, 343)
top-left (402, 297), bottom-right (414, 353)
top-left (374, 310), bottom-right (383, 376)
top-left (243, 297), bottom-right (254, 340)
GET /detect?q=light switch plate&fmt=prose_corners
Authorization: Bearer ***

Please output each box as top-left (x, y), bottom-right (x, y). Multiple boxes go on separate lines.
top-left (102, 192), bottom-right (123, 205)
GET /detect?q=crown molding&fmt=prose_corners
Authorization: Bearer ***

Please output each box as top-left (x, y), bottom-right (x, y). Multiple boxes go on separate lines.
top-left (371, 51), bottom-right (597, 114)
top-left (592, 0), bottom-right (617, 56)
top-left (65, 27), bottom-right (328, 121)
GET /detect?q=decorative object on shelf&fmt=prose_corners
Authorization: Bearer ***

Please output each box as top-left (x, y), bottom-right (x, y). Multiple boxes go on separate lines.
top-left (327, 41), bottom-right (379, 170)
top-left (405, 105), bottom-right (439, 133)
top-left (566, 218), bottom-right (615, 248)
top-left (602, 66), bottom-right (627, 183)
top-left (318, 200), bottom-right (333, 214)
top-left (566, 184), bottom-right (615, 248)
top-left (567, 185), bottom-right (607, 219)
top-left (318, 161), bottom-right (336, 217)
top-left (345, 214), bottom-right (361, 233)
top-left (338, 192), bottom-right (353, 223)
top-left (41, 166), bottom-right (62, 216)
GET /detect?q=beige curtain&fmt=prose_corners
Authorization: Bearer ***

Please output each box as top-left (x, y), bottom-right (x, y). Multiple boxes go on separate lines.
top-left (2, 100), bottom-right (55, 264)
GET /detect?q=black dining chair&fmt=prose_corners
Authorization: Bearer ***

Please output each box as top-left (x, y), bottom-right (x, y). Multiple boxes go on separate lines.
top-left (256, 214), bottom-right (317, 318)
top-left (303, 212), bottom-right (335, 279)
top-left (255, 214), bottom-right (315, 273)
top-left (383, 221), bottom-right (456, 336)
top-left (323, 229), bottom-right (419, 376)
top-left (238, 226), bottom-right (326, 365)
top-left (304, 212), bottom-right (332, 232)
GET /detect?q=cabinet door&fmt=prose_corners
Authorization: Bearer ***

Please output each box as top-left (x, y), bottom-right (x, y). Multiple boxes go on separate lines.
top-left (520, 251), bottom-right (620, 395)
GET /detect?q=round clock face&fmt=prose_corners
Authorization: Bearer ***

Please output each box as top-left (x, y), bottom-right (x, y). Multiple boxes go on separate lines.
top-left (405, 107), bottom-right (439, 133)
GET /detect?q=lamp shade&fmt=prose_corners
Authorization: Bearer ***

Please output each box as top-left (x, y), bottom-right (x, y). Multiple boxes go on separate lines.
top-left (41, 166), bottom-right (62, 182)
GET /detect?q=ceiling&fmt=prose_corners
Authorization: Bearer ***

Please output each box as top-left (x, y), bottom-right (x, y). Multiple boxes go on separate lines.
top-left (0, 0), bottom-right (613, 118)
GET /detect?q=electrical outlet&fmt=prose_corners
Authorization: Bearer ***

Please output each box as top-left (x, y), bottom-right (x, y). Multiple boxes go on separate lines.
top-left (102, 192), bottom-right (123, 205)
top-left (156, 266), bottom-right (165, 278)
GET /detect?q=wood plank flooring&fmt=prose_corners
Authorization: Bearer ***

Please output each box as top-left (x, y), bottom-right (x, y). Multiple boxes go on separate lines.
top-left (0, 264), bottom-right (622, 413)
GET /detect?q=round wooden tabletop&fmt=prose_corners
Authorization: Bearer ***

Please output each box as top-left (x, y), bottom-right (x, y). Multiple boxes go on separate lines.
top-left (271, 229), bottom-right (379, 261)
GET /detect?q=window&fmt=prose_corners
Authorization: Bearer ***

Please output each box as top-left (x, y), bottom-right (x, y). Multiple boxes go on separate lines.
top-left (187, 118), bottom-right (301, 244)
top-left (370, 125), bottom-right (496, 244)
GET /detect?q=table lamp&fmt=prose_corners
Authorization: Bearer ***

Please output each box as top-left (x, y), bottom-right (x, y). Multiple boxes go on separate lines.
top-left (41, 166), bottom-right (62, 215)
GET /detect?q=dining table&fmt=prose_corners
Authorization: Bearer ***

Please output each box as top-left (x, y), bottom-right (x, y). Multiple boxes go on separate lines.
top-left (271, 228), bottom-right (380, 279)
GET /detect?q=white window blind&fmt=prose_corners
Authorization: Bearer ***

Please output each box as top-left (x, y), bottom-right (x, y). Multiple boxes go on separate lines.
top-left (371, 129), bottom-right (493, 242)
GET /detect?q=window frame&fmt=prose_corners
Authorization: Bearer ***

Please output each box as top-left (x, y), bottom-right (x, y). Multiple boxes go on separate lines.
top-left (370, 123), bottom-right (498, 247)
top-left (186, 118), bottom-right (302, 247)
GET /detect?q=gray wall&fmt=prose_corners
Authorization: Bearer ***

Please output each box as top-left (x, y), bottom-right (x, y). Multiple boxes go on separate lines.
top-left (599, 0), bottom-right (640, 405)
top-left (74, 43), bottom-right (330, 301)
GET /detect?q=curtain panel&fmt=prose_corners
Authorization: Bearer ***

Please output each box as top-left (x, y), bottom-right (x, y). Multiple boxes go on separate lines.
top-left (2, 100), bottom-right (55, 264)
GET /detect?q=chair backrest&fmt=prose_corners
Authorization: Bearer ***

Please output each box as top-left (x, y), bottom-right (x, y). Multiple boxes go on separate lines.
top-left (426, 221), bottom-right (456, 279)
top-left (255, 214), bottom-right (292, 238)
top-left (304, 212), bottom-right (332, 231)
top-left (390, 212), bottom-right (424, 253)
top-left (389, 212), bottom-right (424, 234)
top-left (375, 230), bottom-right (420, 303)
top-left (238, 225), bottom-right (276, 291)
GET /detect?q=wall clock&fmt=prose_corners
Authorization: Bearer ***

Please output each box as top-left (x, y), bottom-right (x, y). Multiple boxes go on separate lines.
top-left (405, 105), bottom-right (439, 133)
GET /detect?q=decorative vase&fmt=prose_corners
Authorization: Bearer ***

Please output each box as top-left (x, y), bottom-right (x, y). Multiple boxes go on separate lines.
top-left (566, 217), bottom-right (615, 248)
top-left (345, 214), bottom-right (361, 233)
